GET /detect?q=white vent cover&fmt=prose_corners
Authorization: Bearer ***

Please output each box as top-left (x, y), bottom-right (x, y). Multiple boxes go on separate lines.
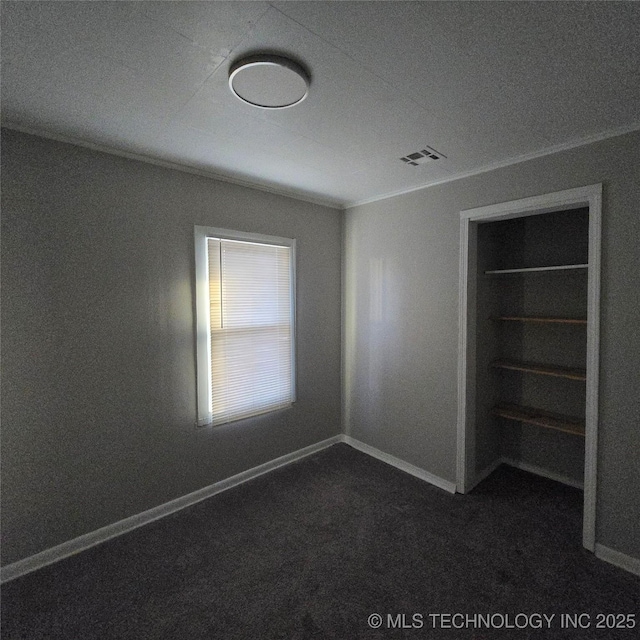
top-left (400, 146), bottom-right (445, 166)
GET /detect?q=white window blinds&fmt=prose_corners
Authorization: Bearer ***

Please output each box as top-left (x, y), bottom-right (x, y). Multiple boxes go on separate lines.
top-left (196, 232), bottom-right (294, 426)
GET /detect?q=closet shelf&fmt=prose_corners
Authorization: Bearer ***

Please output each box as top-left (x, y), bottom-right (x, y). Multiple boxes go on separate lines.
top-left (492, 316), bottom-right (587, 325)
top-left (491, 359), bottom-right (586, 381)
top-left (484, 264), bottom-right (588, 275)
top-left (491, 403), bottom-right (585, 437)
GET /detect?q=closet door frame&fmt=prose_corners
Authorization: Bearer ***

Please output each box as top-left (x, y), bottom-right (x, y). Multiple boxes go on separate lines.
top-left (457, 184), bottom-right (602, 552)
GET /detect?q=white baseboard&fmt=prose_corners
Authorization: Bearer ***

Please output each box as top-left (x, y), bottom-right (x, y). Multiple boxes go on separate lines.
top-left (501, 457), bottom-right (584, 490)
top-left (0, 435), bottom-right (342, 584)
top-left (342, 435), bottom-right (457, 494)
top-left (13, 435), bottom-right (633, 585)
top-left (595, 543), bottom-right (640, 577)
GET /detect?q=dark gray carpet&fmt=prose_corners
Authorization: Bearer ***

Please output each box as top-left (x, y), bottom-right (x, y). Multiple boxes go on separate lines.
top-left (2, 443), bottom-right (638, 639)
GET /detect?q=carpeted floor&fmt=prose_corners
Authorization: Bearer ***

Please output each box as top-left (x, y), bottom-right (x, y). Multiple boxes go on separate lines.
top-left (1, 443), bottom-right (638, 639)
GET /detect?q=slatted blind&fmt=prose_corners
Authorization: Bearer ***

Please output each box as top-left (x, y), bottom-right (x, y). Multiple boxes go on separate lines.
top-left (207, 237), bottom-right (293, 425)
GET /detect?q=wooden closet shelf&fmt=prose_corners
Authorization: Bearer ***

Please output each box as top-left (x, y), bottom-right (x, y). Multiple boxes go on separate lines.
top-left (491, 404), bottom-right (585, 437)
top-left (484, 264), bottom-right (588, 275)
top-left (492, 316), bottom-right (587, 325)
top-left (491, 359), bottom-right (586, 381)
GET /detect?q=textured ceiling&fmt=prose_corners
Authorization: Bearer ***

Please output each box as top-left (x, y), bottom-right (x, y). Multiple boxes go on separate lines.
top-left (2, 1), bottom-right (639, 208)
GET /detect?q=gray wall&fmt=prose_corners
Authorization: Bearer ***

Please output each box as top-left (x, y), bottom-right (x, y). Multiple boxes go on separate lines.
top-left (1, 129), bottom-right (343, 566)
top-left (344, 130), bottom-right (640, 561)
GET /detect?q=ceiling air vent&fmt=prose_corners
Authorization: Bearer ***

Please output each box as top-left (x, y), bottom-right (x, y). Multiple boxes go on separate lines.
top-left (400, 146), bottom-right (445, 166)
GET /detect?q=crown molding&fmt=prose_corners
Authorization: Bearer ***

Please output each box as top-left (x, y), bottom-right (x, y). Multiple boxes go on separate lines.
top-left (346, 122), bottom-right (640, 209)
top-left (5, 120), bottom-right (639, 213)
top-left (1, 122), bottom-right (345, 211)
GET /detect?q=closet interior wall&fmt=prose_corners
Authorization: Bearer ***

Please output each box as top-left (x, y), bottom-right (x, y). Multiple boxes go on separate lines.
top-left (475, 208), bottom-right (589, 485)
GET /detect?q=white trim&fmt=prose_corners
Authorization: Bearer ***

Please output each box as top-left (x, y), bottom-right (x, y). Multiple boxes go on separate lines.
top-left (457, 184), bottom-right (602, 553)
top-left (4, 430), bottom-right (638, 584)
top-left (583, 185), bottom-right (602, 552)
top-left (1, 122), bottom-right (345, 211)
top-left (1, 434), bottom-right (458, 583)
top-left (194, 226), bottom-right (213, 426)
top-left (456, 217), bottom-right (470, 493)
top-left (348, 123), bottom-right (640, 209)
top-left (193, 226), bottom-right (297, 428)
top-left (459, 184), bottom-right (601, 222)
top-left (501, 457), bottom-right (584, 490)
top-left (6, 122), bottom-right (639, 213)
top-left (343, 436), bottom-right (457, 494)
top-left (340, 214), bottom-right (351, 437)
top-left (595, 544), bottom-right (640, 577)
top-left (0, 435), bottom-right (342, 584)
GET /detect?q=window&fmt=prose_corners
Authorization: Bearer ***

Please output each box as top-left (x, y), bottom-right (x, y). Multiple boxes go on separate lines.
top-left (194, 226), bottom-right (296, 427)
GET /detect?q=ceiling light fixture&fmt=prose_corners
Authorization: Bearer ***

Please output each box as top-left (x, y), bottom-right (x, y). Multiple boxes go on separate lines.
top-left (229, 54), bottom-right (310, 109)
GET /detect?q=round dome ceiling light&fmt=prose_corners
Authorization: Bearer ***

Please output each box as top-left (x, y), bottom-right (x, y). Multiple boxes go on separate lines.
top-left (229, 55), bottom-right (310, 109)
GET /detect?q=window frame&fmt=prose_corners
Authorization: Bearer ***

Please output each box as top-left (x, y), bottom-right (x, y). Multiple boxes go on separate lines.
top-left (194, 225), bottom-right (296, 427)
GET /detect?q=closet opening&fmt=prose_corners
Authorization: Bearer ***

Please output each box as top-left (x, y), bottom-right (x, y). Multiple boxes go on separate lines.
top-left (457, 185), bottom-right (602, 551)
